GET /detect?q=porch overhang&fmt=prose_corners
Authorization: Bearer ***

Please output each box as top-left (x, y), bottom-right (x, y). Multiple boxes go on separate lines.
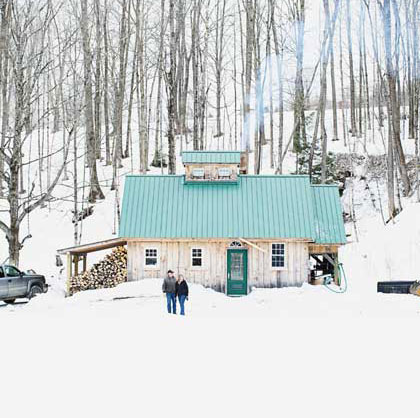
top-left (57, 237), bottom-right (127, 255)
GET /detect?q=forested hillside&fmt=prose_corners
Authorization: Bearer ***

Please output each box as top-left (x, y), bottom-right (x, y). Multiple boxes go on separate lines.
top-left (0, 0), bottom-right (419, 268)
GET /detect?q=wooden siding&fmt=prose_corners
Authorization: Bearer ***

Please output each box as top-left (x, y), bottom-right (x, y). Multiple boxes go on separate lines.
top-left (127, 240), bottom-right (310, 292)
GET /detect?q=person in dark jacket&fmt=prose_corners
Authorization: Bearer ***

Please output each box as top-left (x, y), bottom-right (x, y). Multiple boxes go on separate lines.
top-left (162, 270), bottom-right (177, 314)
top-left (175, 274), bottom-right (189, 316)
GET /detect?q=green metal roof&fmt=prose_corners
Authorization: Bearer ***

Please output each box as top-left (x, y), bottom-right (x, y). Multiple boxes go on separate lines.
top-left (311, 185), bottom-right (347, 244)
top-left (119, 175), bottom-right (346, 244)
top-left (182, 151), bottom-right (241, 164)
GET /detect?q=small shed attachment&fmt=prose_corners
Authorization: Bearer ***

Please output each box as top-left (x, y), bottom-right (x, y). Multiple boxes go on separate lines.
top-left (57, 237), bottom-right (127, 283)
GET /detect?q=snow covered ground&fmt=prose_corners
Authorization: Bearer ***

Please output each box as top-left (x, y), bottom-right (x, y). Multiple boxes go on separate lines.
top-left (1, 279), bottom-right (420, 418)
top-left (1, 198), bottom-right (420, 417)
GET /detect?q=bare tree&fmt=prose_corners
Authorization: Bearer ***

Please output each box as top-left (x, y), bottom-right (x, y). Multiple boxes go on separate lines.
top-left (166, 0), bottom-right (177, 173)
top-left (289, 0), bottom-right (306, 154)
top-left (379, 0), bottom-right (411, 200)
top-left (80, 0), bottom-right (104, 201)
top-left (270, 0), bottom-right (284, 173)
top-left (242, 0), bottom-right (254, 153)
top-left (214, 0), bottom-right (226, 139)
top-left (346, 0), bottom-right (357, 136)
top-left (0, 1), bottom-right (72, 265)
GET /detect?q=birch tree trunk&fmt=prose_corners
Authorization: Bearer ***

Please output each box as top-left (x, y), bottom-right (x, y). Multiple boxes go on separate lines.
top-left (381, 0), bottom-right (411, 197)
top-left (242, 0), bottom-right (254, 153)
top-left (152, 0), bottom-right (166, 167)
top-left (103, 0), bottom-right (111, 165)
top-left (94, 0), bottom-right (102, 160)
top-left (0, 0), bottom-right (10, 198)
top-left (346, 0), bottom-right (357, 136)
top-left (214, 0), bottom-right (226, 139)
top-left (191, 0), bottom-right (201, 150)
top-left (271, 0), bottom-right (284, 173)
top-left (80, 0), bottom-right (104, 202)
top-left (292, 0), bottom-right (306, 154)
top-left (167, 0), bottom-right (177, 173)
top-left (136, 0), bottom-right (147, 173)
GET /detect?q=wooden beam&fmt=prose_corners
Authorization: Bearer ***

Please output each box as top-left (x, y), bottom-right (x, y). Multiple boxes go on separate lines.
top-left (57, 238), bottom-right (127, 255)
top-left (66, 253), bottom-right (72, 296)
top-left (309, 244), bottom-right (340, 254)
top-left (74, 255), bottom-right (79, 276)
top-left (323, 253), bottom-right (336, 266)
top-left (82, 254), bottom-right (87, 272)
top-left (238, 238), bottom-right (268, 253)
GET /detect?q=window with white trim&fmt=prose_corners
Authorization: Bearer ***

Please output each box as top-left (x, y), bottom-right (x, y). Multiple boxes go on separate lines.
top-left (271, 243), bottom-right (285, 268)
top-left (191, 248), bottom-right (203, 267)
top-left (145, 248), bottom-right (158, 267)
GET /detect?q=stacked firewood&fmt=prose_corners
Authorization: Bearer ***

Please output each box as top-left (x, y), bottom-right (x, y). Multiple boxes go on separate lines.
top-left (68, 246), bottom-right (127, 295)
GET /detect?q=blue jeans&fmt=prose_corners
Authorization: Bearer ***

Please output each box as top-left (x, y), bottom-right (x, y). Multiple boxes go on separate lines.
top-left (166, 293), bottom-right (176, 314)
top-left (178, 295), bottom-right (187, 316)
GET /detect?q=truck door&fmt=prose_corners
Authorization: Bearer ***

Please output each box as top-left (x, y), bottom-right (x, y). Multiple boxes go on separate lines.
top-left (4, 266), bottom-right (27, 298)
top-left (0, 267), bottom-right (9, 299)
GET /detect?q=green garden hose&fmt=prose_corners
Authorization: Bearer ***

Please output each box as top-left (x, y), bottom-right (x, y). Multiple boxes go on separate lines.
top-left (323, 263), bottom-right (348, 294)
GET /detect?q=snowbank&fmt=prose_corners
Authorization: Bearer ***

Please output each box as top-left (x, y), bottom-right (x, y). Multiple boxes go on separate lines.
top-left (4, 275), bottom-right (417, 320)
top-left (1, 279), bottom-right (419, 418)
top-left (341, 202), bottom-right (420, 294)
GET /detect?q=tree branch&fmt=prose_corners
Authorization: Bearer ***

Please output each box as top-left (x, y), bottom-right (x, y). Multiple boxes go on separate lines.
top-left (0, 219), bottom-right (11, 238)
top-left (18, 126), bottom-right (73, 225)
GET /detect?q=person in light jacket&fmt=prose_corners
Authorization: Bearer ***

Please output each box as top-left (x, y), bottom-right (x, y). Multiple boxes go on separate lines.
top-left (175, 274), bottom-right (189, 316)
top-left (162, 270), bottom-right (177, 314)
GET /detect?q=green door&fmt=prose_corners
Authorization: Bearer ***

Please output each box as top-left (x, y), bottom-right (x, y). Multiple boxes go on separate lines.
top-left (227, 249), bottom-right (248, 296)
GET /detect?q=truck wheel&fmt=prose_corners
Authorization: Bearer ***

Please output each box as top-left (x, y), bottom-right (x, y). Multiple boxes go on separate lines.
top-left (4, 299), bottom-right (16, 304)
top-left (28, 285), bottom-right (43, 299)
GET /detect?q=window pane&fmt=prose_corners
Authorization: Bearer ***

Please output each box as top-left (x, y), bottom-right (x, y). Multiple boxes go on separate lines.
top-left (272, 243), bottom-right (284, 255)
top-left (192, 258), bottom-right (202, 266)
top-left (271, 244), bottom-right (285, 268)
top-left (192, 248), bottom-right (202, 266)
top-left (145, 257), bottom-right (157, 266)
top-left (218, 168), bottom-right (232, 177)
top-left (192, 168), bottom-right (205, 178)
top-left (145, 249), bottom-right (158, 266)
top-left (145, 249), bottom-right (157, 257)
top-left (230, 253), bottom-right (244, 280)
top-left (192, 249), bottom-right (201, 257)
top-left (272, 256), bottom-right (284, 267)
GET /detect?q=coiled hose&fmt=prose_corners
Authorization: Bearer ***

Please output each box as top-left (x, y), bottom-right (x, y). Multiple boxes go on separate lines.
top-left (323, 263), bottom-right (348, 294)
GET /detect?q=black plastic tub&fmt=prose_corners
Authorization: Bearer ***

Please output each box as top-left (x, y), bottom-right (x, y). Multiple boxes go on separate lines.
top-left (377, 281), bottom-right (416, 294)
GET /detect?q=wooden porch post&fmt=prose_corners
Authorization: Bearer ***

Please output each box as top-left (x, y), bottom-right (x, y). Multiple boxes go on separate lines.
top-left (74, 255), bottom-right (79, 276)
top-left (66, 253), bottom-right (72, 295)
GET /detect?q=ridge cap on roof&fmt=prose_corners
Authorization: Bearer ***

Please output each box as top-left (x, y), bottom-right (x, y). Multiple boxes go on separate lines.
top-left (126, 174), bottom-right (311, 179)
top-left (182, 150), bottom-right (241, 153)
top-left (241, 174), bottom-right (309, 178)
top-left (311, 183), bottom-right (340, 187)
top-left (126, 174), bottom-right (184, 178)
